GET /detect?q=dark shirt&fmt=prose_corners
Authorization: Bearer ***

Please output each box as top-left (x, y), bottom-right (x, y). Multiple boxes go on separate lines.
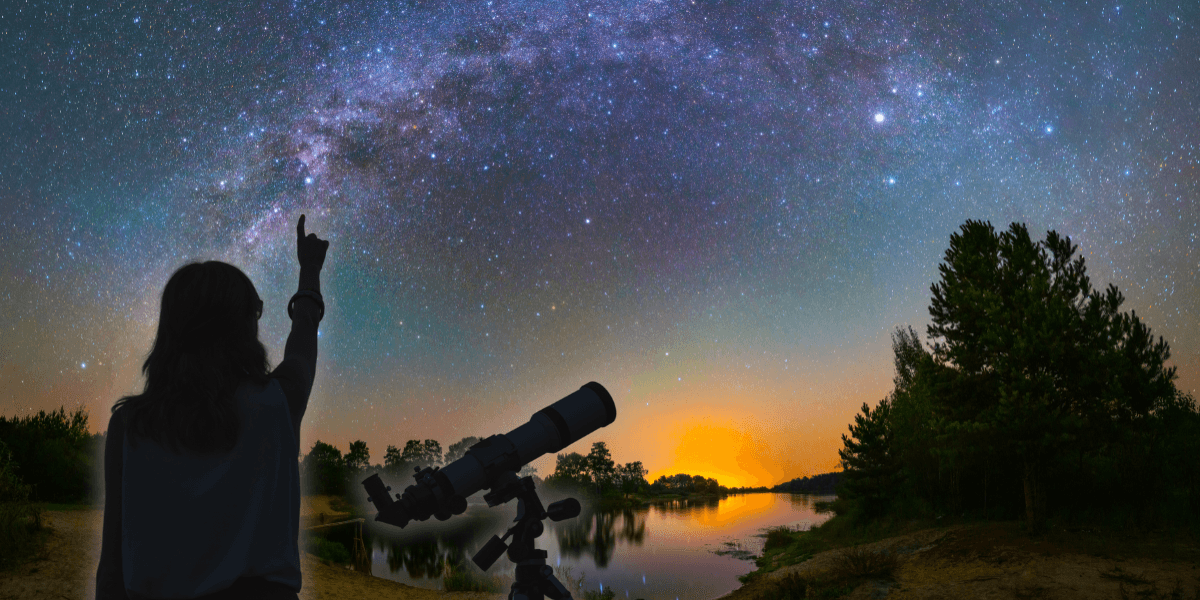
top-left (96, 299), bottom-right (320, 600)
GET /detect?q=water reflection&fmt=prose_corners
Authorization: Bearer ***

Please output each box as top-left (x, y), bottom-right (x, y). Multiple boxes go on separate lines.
top-left (556, 507), bottom-right (647, 567)
top-left (385, 539), bottom-right (441, 578)
top-left (337, 493), bottom-right (834, 600)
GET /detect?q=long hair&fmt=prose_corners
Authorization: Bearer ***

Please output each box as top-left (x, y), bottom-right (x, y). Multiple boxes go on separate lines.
top-left (114, 261), bottom-right (272, 455)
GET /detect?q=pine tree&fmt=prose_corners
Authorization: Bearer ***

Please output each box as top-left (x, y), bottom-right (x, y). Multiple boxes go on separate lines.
top-left (927, 220), bottom-right (1177, 530)
top-left (838, 398), bottom-right (902, 517)
top-left (345, 440), bottom-right (370, 472)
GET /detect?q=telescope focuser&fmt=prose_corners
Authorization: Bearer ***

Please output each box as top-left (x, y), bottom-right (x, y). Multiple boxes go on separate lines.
top-left (362, 466), bottom-right (468, 529)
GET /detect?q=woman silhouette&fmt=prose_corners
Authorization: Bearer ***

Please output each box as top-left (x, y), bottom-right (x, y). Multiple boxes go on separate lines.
top-left (97, 215), bottom-right (329, 600)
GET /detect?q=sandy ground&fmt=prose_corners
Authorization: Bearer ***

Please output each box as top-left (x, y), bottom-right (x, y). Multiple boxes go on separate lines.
top-left (717, 523), bottom-right (1200, 600)
top-left (0, 508), bottom-right (505, 600)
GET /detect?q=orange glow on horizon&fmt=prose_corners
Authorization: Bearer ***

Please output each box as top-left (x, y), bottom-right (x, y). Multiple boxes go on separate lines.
top-left (601, 375), bottom-right (851, 490)
top-left (645, 411), bottom-right (789, 489)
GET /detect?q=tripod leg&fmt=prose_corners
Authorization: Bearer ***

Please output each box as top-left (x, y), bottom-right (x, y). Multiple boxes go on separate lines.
top-left (539, 568), bottom-right (571, 600)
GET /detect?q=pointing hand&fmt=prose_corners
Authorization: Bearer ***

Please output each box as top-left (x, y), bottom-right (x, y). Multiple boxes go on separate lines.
top-left (297, 214), bottom-right (329, 271)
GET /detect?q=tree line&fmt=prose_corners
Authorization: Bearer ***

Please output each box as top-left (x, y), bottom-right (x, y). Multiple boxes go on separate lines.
top-left (300, 435), bottom-right (537, 497)
top-left (0, 407), bottom-right (103, 505)
top-left (774, 472), bottom-right (842, 494)
top-left (542, 440), bottom-right (732, 499)
top-left (837, 221), bottom-right (1200, 531)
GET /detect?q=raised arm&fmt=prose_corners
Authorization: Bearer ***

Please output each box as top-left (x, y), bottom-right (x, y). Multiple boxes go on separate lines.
top-left (279, 214), bottom-right (329, 432)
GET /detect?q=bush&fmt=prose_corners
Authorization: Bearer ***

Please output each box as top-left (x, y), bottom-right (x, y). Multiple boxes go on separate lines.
top-left (758, 572), bottom-right (856, 600)
top-left (814, 498), bottom-right (852, 516)
top-left (0, 501), bottom-right (46, 572)
top-left (0, 407), bottom-right (96, 504)
top-left (0, 440), bottom-right (45, 572)
top-left (831, 545), bottom-right (899, 580)
top-left (306, 535), bottom-right (350, 565)
top-left (763, 525), bottom-right (800, 551)
top-left (755, 547), bottom-right (898, 600)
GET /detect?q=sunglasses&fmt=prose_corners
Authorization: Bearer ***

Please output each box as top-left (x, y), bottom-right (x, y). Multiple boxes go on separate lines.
top-left (253, 298), bottom-right (263, 320)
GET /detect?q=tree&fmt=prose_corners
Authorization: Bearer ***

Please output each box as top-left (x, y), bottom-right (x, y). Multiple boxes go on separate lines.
top-left (927, 220), bottom-right (1177, 530)
top-left (345, 440), bottom-right (370, 473)
top-left (652, 473), bottom-right (704, 494)
top-left (585, 441), bottom-right (617, 495)
top-left (0, 438), bottom-right (32, 503)
top-left (616, 461), bottom-right (648, 494)
top-left (422, 439), bottom-right (443, 467)
top-left (885, 327), bottom-right (945, 508)
top-left (545, 452), bottom-right (591, 489)
top-left (445, 436), bottom-right (483, 464)
top-left (838, 398), bottom-right (902, 517)
top-left (382, 444), bottom-right (406, 479)
top-left (0, 406), bottom-right (95, 503)
top-left (302, 441), bottom-right (346, 496)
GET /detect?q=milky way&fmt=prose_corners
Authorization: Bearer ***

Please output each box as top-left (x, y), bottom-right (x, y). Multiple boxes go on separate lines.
top-left (2, 0), bottom-right (1197, 483)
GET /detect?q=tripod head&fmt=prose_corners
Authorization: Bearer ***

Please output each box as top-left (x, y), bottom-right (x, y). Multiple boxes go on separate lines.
top-left (472, 471), bottom-right (582, 600)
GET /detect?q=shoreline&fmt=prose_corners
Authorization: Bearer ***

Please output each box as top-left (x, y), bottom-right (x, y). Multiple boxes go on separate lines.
top-left (11, 502), bottom-right (1196, 599)
top-left (717, 519), bottom-right (1200, 600)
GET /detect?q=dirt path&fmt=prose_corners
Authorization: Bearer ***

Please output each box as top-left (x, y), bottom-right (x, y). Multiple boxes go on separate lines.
top-left (0, 510), bottom-right (504, 600)
top-left (717, 522), bottom-right (1200, 600)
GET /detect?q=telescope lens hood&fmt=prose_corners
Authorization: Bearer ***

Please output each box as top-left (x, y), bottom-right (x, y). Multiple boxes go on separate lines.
top-left (582, 381), bottom-right (616, 425)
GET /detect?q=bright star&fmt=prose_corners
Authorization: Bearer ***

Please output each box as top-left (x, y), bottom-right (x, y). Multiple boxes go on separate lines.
top-left (874, 113), bottom-right (885, 123)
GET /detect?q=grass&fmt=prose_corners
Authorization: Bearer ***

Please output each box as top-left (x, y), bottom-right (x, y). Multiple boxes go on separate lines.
top-left (441, 559), bottom-right (506, 593)
top-left (739, 499), bottom-right (1200, 600)
top-left (833, 544), bottom-right (901, 579)
top-left (748, 542), bottom-right (902, 597)
top-left (745, 506), bottom-right (949, 584)
top-left (753, 546), bottom-right (900, 600)
top-left (763, 525), bottom-right (801, 551)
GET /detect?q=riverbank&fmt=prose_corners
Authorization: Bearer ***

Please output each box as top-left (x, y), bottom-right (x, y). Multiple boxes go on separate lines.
top-left (0, 507), bottom-right (506, 600)
top-left (717, 517), bottom-right (1200, 600)
top-left (589, 490), bottom-right (741, 510)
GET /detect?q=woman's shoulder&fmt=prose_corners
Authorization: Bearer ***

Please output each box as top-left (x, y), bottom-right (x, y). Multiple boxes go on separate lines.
top-left (106, 402), bottom-right (131, 441)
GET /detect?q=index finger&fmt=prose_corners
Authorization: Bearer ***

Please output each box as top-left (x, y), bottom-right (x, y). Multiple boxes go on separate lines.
top-left (298, 214), bottom-right (306, 239)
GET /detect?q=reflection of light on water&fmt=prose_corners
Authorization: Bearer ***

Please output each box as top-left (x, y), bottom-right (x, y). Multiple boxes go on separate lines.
top-left (364, 493), bottom-right (834, 599)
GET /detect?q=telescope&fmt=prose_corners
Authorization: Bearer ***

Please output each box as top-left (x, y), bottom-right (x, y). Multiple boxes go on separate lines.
top-left (361, 382), bottom-right (616, 600)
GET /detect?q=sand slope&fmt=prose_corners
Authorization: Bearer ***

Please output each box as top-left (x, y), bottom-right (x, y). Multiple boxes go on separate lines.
top-left (717, 522), bottom-right (1200, 600)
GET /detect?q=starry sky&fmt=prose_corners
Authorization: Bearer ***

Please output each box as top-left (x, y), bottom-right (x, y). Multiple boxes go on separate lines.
top-left (2, 1), bottom-right (1197, 488)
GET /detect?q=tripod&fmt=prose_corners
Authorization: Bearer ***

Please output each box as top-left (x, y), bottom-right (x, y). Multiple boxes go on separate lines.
top-left (472, 471), bottom-right (582, 600)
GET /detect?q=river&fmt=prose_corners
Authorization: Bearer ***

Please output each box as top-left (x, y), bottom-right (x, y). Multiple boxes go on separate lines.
top-left (324, 492), bottom-right (835, 600)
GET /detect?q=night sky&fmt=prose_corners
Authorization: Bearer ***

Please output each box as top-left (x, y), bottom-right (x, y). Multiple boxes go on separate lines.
top-left (3, 1), bottom-right (1197, 488)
